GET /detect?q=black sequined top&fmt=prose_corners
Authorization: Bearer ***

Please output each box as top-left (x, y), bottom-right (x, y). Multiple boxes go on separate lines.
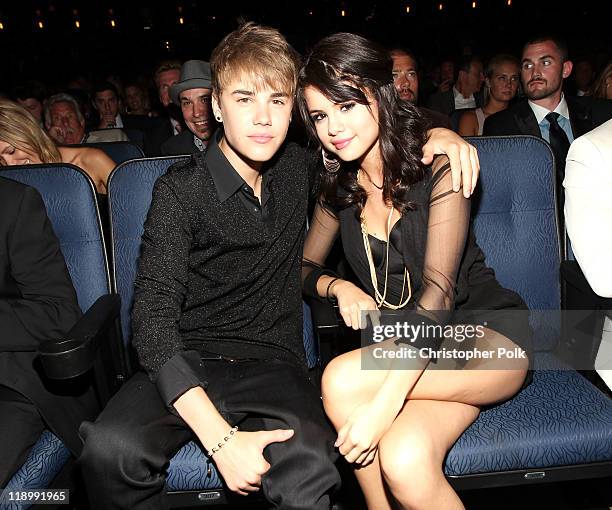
top-left (131, 134), bottom-right (317, 407)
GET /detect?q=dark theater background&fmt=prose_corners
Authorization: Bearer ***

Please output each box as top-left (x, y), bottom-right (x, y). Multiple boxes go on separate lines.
top-left (0, 0), bottom-right (610, 93)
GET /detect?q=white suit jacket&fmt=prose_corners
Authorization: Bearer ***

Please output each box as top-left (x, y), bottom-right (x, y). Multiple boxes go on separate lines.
top-left (564, 118), bottom-right (612, 297)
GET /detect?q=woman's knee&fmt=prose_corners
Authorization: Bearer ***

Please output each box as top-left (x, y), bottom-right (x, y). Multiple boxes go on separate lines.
top-left (490, 367), bottom-right (529, 404)
top-left (321, 353), bottom-right (357, 405)
top-left (378, 432), bottom-right (440, 493)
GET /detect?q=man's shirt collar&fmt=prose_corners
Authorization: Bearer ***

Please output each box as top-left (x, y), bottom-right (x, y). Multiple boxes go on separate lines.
top-left (205, 131), bottom-right (246, 203)
top-left (529, 93), bottom-right (570, 125)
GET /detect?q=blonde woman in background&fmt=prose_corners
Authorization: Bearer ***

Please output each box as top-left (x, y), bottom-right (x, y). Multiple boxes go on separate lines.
top-left (591, 62), bottom-right (612, 100)
top-left (0, 98), bottom-right (114, 194)
top-left (459, 54), bottom-right (520, 136)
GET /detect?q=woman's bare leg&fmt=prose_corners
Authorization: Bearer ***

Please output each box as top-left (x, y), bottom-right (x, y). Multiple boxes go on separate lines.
top-left (321, 328), bottom-right (528, 509)
top-left (378, 399), bottom-right (479, 510)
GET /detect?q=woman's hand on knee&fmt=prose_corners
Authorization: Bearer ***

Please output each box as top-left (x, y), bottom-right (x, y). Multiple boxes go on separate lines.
top-left (335, 400), bottom-right (395, 466)
top-left (332, 280), bottom-right (380, 330)
top-left (213, 429), bottom-right (294, 495)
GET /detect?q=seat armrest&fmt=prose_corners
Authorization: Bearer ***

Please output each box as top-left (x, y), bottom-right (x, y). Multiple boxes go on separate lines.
top-left (38, 294), bottom-right (121, 380)
top-left (307, 297), bottom-right (340, 330)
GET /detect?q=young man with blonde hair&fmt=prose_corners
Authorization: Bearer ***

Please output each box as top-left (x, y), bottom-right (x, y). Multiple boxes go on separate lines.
top-left (79, 23), bottom-right (340, 510)
top-left (79, 22), bottom-right (478, 509)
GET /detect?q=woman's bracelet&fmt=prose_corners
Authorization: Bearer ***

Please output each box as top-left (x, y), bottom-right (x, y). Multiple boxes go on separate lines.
top-left (207, 425), bottom-right (239, 458)
top-left (326, 277), bottom-right (340, 303)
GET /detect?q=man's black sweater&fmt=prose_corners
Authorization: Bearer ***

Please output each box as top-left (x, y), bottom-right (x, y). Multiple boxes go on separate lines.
top-left (132, 135), bottom-right (315, 408)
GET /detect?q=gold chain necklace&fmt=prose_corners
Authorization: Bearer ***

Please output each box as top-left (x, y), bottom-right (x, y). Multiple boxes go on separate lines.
top-left (358, 170), bottom-right (412, 310)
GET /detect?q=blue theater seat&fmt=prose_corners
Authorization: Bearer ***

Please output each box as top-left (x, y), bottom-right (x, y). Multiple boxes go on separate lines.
top-left (444, 136), bottom-right (612, 488)
top-left (0, 164), bottom-right (113, 509)
top-left (107, 155), bottom-right (319, 506)
top-left (78, 141), bottom-right (144, 165)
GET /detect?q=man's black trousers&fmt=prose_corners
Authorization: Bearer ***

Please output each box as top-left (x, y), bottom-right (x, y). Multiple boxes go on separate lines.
top-left (79, 359), bottom-right (340, 509)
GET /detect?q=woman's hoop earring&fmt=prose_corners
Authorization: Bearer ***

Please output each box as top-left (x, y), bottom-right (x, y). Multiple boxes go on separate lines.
top-left (321, 148), bottom-right (341, 174)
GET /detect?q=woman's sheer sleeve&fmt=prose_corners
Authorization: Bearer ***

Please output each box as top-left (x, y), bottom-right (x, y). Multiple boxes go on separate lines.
top-left (417, 157), bottom-right (470, 319)
top-left (302, 202), bottom-right (341, 299)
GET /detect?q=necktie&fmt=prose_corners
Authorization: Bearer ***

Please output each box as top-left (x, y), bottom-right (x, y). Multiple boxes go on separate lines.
top-left (545, 112), bottom-right (570, 182)
top-left (545, 112), bottom-right (571, 215)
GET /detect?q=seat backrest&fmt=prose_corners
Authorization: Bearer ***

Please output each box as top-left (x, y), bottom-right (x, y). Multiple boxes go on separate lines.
top-left (82, 141), bottom-right (144, 165)
top-left (467, 136), bottom-right (561, 350)
top-left (108, 156), bottom-right (189, 344)
top-left (0, 164), bottom-right (111, 311)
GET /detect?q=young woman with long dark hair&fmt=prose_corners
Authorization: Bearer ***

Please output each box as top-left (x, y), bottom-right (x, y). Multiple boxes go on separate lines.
top-left (298, 33), bottom-right (531, 510)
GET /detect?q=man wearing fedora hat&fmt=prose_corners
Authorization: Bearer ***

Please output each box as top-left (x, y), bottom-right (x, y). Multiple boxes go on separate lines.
top-left (161, 60), bottom-right (215, 156)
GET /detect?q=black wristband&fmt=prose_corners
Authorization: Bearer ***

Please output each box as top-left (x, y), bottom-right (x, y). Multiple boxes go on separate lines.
top-left (302, 266), bottom-right (340, 300)
top-left (326, 277), bottom-right (340, 303)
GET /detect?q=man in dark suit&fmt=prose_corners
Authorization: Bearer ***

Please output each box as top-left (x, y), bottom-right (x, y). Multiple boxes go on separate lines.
top-left (144, 60), bottom-right (185, 156)
top-left (427, 55), bottom-right (485, 117)
top-left (483, 36), bottom-right (612, 141)
top-left (92, 81), bottom-right (158, 150)
top-left (0, 177), bottom-right (98, 487)
top-left (161, 60), bottom-right (215, 156)
top-left (483, 35), bottom-right (612, 219)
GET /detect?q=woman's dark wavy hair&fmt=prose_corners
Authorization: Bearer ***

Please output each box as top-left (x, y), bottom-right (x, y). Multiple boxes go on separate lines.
top-left (296, 32), bottom-right (430, 214)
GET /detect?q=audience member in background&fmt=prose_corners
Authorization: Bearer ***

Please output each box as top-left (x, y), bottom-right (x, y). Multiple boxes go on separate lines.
top-left (427, 55), bottom-right (484, 116)
top-left (45, 93), bottom-right (129, 146)
top-left (161, 60), bottom-right (214, 155)
top-left (12, 80), bottom-right (47, 126)
top-left (390, 48), bottom-right (450, 129)
top-left (564, 118), bottom-right (612, 297)
top-left (571, 58), bottom-right (595, 97)
top-left (156, 60), bottom-right (183, 110)
top-left (63, 74), bottom-right (95, 129)
top-left (483, 36), bottom-right (612, 215)
top-left (420, 58), bottom-right (455, 103)
top-left (0, 176), bottom-right (97, 489)
top-left (145, 60), bottom-right (185, 155)
top-left (92, 81), bottom-right (153, 148)
top-left (124, 81), bottom-right (154, 117)
top-left (391, 48), bottom-right (419, 103)
top-left (484, 36), bottom-right (612, 165)
top-left (459, 54), bottom-right (520, 136)
top-left (438, 59), bottom-right (455, 93)
top-left (92, 81), bottom-right (125, 129)
top-left (0, 99), bottom-right (115, 194)
top-left (64, 88), bottom-right (96, 131)
top-left (591, 62), bottom-right (612, 100)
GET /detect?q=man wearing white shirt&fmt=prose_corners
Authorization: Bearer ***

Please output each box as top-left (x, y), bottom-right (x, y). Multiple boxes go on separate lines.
top-left (564, 119), bottom-right (612, 298)
top-left (427, 55), bottom-right (485, 116)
